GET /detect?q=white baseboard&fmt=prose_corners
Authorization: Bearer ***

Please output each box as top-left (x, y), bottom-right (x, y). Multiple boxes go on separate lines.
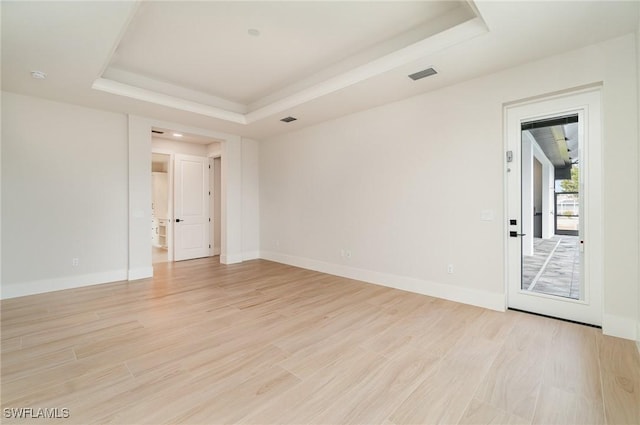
top-left (220, 253), bottom-right (243, 264)
top-left (242, 251), bottom-right (261, 261)
top-left (1, 269), bottom-right (128, 300)
top-left (128, 266), bottom-right (153, 281)
top-left (602, 314), bottom-right (638, 341)
top-left (260, 251), bottom-right (505, 312)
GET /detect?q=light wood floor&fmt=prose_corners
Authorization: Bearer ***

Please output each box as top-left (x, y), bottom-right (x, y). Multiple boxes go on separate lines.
top-left (1, 258), bottom-right (639, 424)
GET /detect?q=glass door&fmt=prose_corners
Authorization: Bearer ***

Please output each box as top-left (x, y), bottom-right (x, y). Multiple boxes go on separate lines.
top-left (505, 90), bottom-right (602, 326)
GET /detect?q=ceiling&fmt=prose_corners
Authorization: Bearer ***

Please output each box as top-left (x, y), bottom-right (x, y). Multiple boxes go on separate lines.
top-left (151, 127), bottom-right (221, 145)
top-left (2, 1), bottom-right (639, 140)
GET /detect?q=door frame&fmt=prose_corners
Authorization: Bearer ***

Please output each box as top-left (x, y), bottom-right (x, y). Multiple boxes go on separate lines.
top-left (208, 155), bottom-right (222, 256)
top-left (128, 114), bottom-right (245, 279)
top-left (503, 87), bottom-right (603, 325)
top-left (151, 149), bottom-right (174, 262)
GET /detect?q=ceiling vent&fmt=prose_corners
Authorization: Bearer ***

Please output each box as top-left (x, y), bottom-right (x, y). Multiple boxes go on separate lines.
top-left (280, 116), bottom-right (297, 123)
top-left (151, 130), bottom-right (164, 134)
top-left (408, 67), bottom-right (437, 81)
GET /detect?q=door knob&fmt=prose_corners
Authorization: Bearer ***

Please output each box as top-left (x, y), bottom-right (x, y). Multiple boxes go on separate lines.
top-left (509, 231), bottom-right (526, 237)
top-left (176, 219), bottom-right (182, 223)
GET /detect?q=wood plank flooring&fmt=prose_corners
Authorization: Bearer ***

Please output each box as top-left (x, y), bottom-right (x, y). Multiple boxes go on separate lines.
top-left (1, 258), bottom-right (638, 424)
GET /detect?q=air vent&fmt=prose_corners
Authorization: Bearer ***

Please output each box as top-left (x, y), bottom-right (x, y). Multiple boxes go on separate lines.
top-left (408, 67), bottom-right (437, 81)
top-left (280, 116), bottom-right (297, 123)
top-left (152, 130), bottom-right (164, 134)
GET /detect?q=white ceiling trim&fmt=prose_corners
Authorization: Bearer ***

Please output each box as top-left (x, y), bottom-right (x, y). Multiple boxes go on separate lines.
top-left (92, 10), bottom-right (487, 126)
top-left (103, 67), bottom-right (248, 114)
top-left (92, 78), bottom-right (247, 124)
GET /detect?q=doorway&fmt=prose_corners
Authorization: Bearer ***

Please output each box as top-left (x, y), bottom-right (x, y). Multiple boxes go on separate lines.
top-left (150, 128), bottom-right (222, 264)
top-left (505, 89), bottom-right (602, 326)
top-left (151, 153), bottom-right (170, 264)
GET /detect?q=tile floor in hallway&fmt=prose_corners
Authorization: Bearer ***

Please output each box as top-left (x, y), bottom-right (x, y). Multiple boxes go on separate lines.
top-left (152, 246), bottom-right (168, 264)
top-left (522, 235), bottom-right (580, 299)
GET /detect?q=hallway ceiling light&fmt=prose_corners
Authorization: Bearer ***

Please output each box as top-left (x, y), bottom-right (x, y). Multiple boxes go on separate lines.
top-left (172, 133), bottom-right (183, 137)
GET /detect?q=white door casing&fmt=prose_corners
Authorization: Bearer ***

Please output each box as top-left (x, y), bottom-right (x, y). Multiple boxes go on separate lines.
top-left (174, 154), bottom-right (210, 261)
top-left (505, 88), bottom-right (603, 326)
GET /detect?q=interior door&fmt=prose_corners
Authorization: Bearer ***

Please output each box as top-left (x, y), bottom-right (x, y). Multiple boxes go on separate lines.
top-left (174, 154), bottom-right (210, 261)
top-left (505, 89), bottom-right (602, 326)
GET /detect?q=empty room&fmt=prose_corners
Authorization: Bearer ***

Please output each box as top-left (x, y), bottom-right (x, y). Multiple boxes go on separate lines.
top-left (1, 1), bottom-right (639, 424)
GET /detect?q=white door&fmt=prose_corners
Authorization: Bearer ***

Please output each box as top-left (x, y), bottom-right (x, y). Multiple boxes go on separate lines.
top-left (505, 89), bottom-right (602, 326)
top-left (174, 154), bottom-right (210, 261)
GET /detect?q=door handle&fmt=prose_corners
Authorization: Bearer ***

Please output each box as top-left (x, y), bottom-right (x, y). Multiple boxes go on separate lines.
top-left (176, 219), bottom-right (182, 223)
top-left (510, 231), bottom-right (526, 237)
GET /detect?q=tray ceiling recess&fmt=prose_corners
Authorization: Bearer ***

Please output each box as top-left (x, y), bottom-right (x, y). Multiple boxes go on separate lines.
top-left (92, 1), bottom-right (487, 125)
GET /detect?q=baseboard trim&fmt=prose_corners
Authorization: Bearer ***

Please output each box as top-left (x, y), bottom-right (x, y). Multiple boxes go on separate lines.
top-left (260, 251), bottom-right (505, 312)
top-left (242, 251), bottom-right (261, 261)
top-left (128, 266), bottom-right (153, 281)
top-left (1, 269), bottom-right (128, 300)
top-left (220, 253), bottom-right (243, 265)
top-left (602, 314), bottom-right (638, 341)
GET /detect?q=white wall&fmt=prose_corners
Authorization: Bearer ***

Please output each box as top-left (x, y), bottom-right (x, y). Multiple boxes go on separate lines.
top-left (128, 116), bottom-right (152, 279)
top-left (636, 19), bottom-right (640, 350)
top-left (2, 92), bottom-right (129, 297)
top-left (152, 138), bottom-right (208, 156)
top-left (242, 138), bottom-right (260, 259)
top-left (602, 34), bottom-right (640, 339)
top-left (208, 142), bottom-right (222, 157)
top-left (259, 34), bottom-right (639, 338)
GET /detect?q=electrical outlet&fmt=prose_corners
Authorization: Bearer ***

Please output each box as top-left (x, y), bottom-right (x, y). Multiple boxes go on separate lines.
top-left (447, 264), bottom-right (454, 274)
top-left (345, 250), bottom-right (352, 259)
top-left (72, 258), bottom-right (79, 267)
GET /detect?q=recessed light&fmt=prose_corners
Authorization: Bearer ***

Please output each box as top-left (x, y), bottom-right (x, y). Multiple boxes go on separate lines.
top-left (31, 70), bottom-right (47, 79)
top-left (280, 116), bottom-right (297, 123)
top-left (248, 28), bottom-right (261, 37)
top-left (173, 133), bottom-right (183, 137)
